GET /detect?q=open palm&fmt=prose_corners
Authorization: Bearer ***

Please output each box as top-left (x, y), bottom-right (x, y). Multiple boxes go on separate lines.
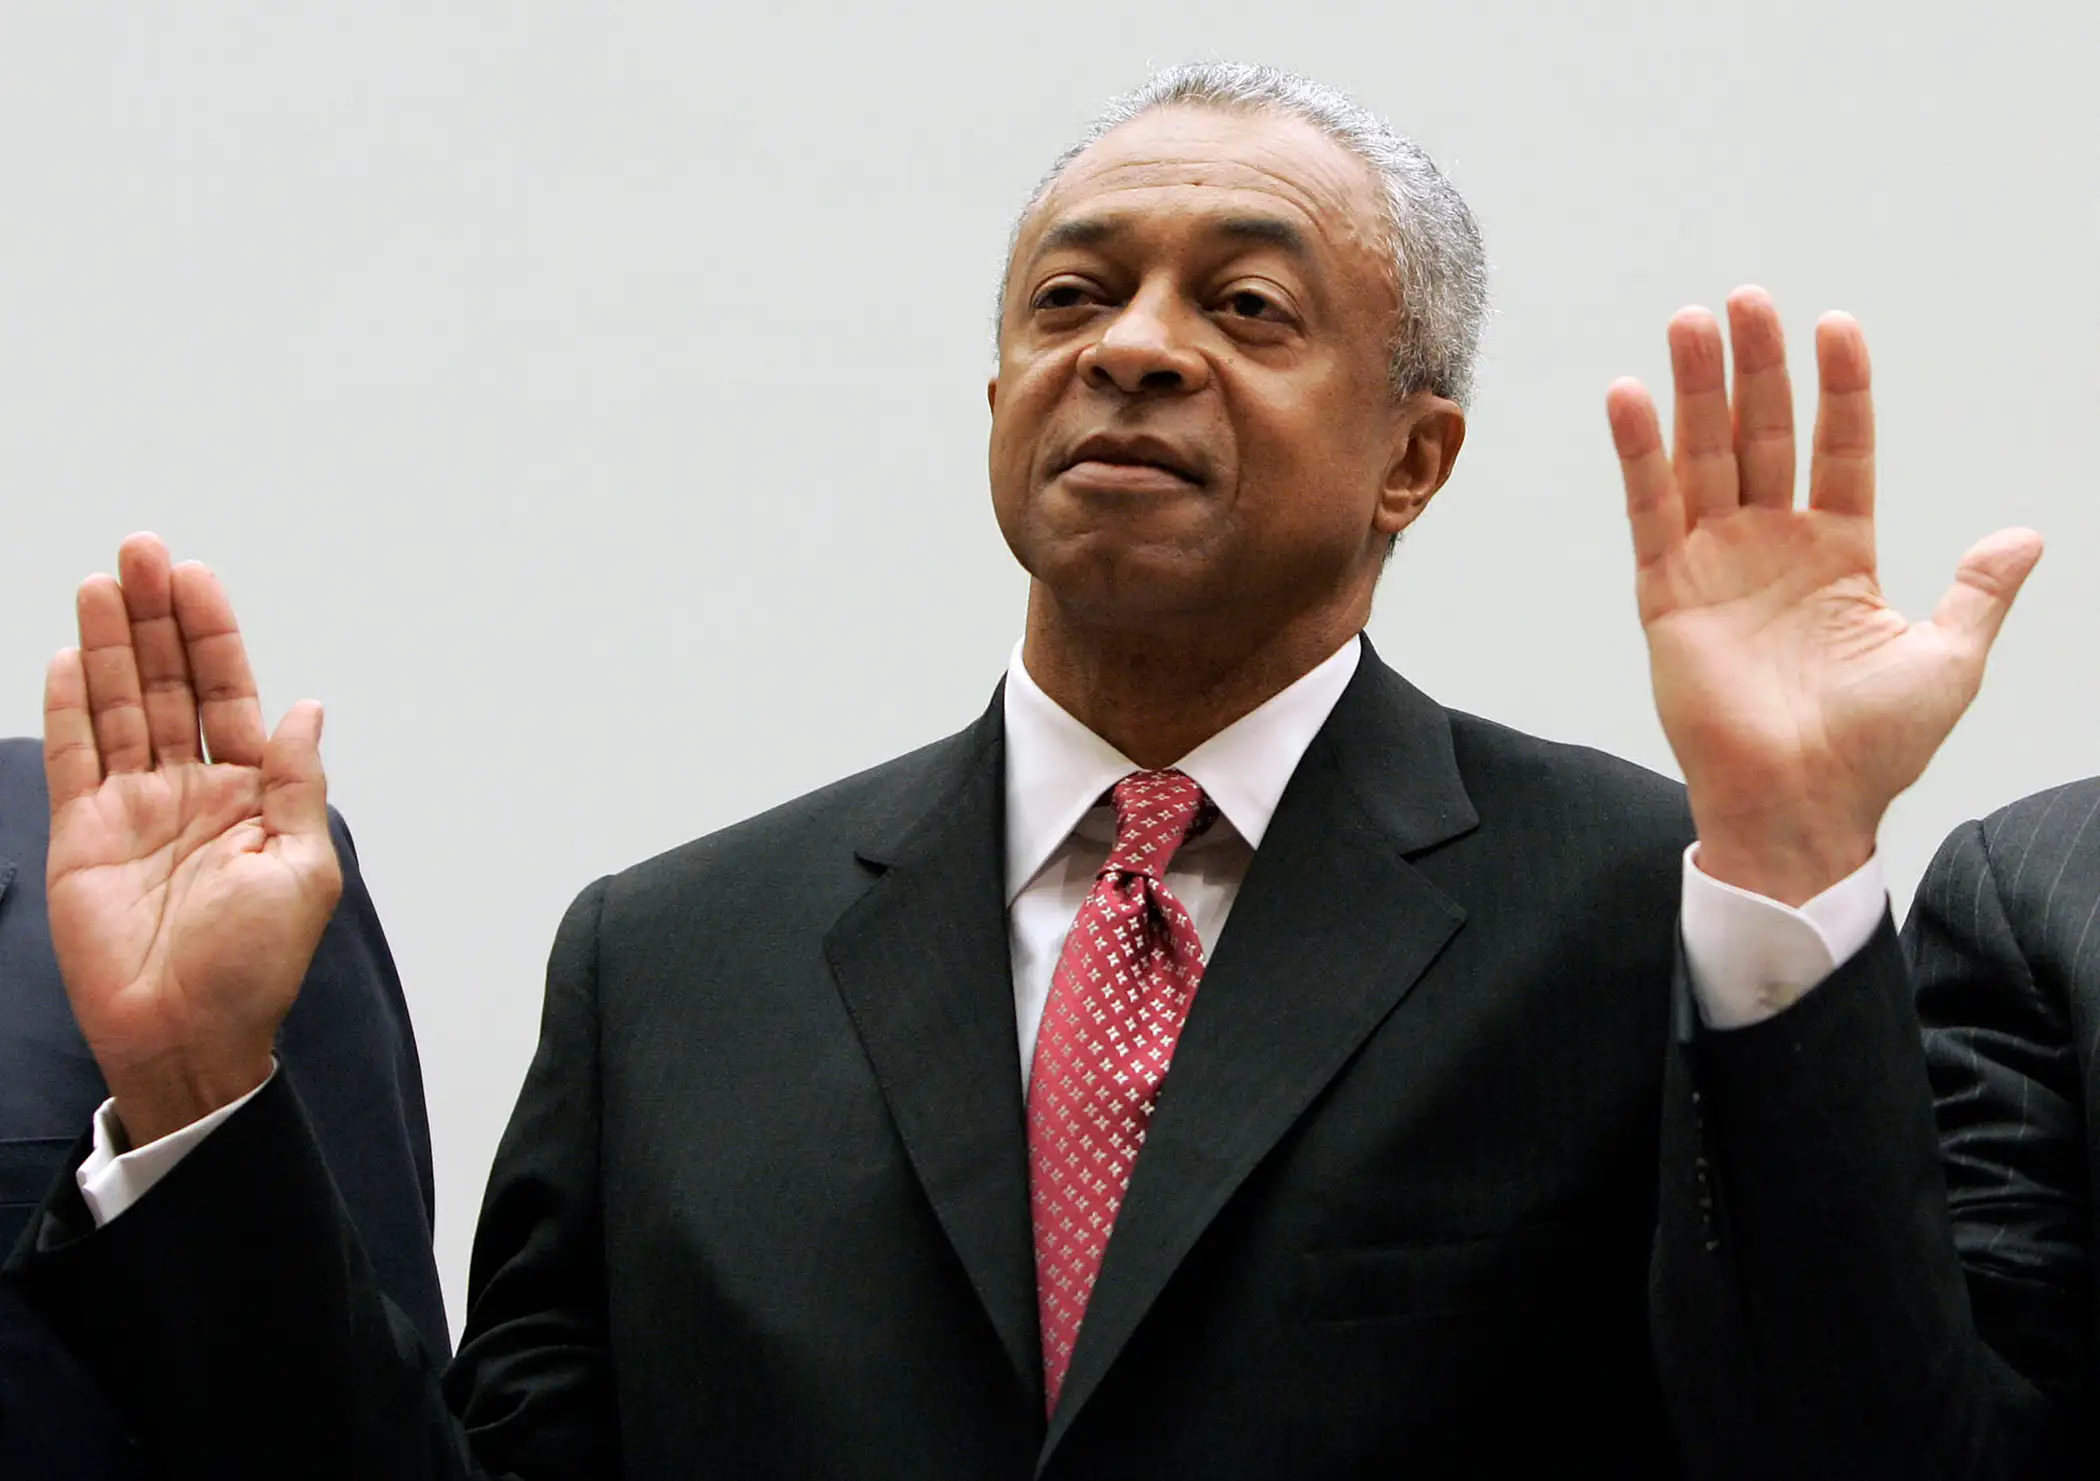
top-left (45, 535), bottom-right (339, 1145)
top-left (1609, 289), bottom-right (2042, 904)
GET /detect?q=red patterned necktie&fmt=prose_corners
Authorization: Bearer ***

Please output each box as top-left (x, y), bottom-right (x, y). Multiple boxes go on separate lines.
top-left (1027, 768), bottom-right (1215, 1413)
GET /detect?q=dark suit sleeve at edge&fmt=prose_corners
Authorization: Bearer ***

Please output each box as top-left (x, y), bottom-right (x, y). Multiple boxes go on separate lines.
top-left (1653, 916), bottom-right (2083, 1481)
top-left (274, 808), bottom-right (450, 1357)
top-left (1909, 820), bottom-right (2094, 1427)
top-left (0, 878), bottom-right (622, 1481)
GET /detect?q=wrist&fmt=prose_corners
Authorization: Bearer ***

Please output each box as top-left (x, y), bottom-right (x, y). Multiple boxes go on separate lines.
top-left (106, 1051), bottom-right (273, 1148)
top-left (1688, 795), bottom-right (1878, 908)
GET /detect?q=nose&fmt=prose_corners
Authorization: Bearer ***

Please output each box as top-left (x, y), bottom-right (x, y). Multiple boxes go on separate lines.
top-left (1077, 286), bottom-right (1211, 397)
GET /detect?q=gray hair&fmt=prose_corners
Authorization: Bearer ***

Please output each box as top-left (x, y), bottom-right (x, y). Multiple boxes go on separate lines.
top-left (1002, 62), bottom-right (1489, 407)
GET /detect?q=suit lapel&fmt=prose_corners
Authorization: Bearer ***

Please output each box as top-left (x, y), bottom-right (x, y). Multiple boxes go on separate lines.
top-left (1041, 647), bottom-right (1480, 1461)
top-left (823, 691), bottom-right (1043, 1398)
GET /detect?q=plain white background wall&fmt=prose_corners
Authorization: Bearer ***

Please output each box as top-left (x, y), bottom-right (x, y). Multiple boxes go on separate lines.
top-left (3, 3), bottom-right (2093, 1335)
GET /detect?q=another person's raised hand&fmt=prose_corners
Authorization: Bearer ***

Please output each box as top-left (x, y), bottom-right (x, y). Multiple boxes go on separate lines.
top-left (44, 533), bottom-right (340, 1146)
top-left (1608, 287), bottom-right (2043, 905)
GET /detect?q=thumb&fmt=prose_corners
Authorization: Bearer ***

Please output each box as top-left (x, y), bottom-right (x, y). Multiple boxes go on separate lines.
top-left (1930, 527), bottom-right (2045, 655)
top-left (260, 700), bottom-right (338, 890)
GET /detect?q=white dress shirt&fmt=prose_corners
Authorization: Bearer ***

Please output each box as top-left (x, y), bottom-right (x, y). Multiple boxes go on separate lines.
top-left (81, 633), bottom-right (1890, 1225)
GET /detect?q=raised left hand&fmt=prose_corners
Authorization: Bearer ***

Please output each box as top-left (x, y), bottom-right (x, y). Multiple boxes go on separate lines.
top-left (1609, 287), bottom-right (2043, 905)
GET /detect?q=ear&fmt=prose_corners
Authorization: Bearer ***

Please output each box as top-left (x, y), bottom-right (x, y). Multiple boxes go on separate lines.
top-left (1373, 395), bottom-right (1466, 540)
top-left (986, 375), bottom-right (999, 414)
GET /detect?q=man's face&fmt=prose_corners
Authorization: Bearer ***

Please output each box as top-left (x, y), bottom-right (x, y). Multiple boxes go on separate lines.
top-left (989, 105), bottom-right (1453, 637)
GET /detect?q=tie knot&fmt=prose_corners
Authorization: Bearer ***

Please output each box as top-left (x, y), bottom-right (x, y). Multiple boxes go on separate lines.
top-left (1103, 769), bottom-right (1214, 880)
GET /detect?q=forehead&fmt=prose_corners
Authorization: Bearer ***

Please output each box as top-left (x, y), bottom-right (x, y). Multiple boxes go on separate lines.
top-left (1018, 106), bottom-right (1388, 277)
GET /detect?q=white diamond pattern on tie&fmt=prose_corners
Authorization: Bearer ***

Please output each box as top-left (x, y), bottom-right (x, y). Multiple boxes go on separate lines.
top-left (1026, 768), bottom-right (1213, 1414)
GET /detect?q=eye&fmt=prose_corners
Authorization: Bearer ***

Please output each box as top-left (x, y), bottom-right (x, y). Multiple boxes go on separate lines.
top-left (1222, 288), bottom-right (1286, 321)
top-left (1032, 280), bottom-right (1098, 313)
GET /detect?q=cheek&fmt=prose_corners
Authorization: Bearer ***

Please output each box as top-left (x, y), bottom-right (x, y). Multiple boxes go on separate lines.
top-left (1228, 386), bottom-right (1367, 525)
top-left (987, 359), bottom-right (1062, 487)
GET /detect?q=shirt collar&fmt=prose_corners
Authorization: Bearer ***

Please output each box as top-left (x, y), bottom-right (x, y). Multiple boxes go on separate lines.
top-left (1001, 635), bottom-right (1363, 903)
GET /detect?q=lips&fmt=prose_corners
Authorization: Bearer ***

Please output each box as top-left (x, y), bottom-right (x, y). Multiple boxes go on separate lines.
top-left (1060, 432), bottom-right (1205, 486)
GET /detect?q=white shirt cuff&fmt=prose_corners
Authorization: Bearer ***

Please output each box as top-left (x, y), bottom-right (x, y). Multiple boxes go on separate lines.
top-left (76, 1064), bottom-right (277, 1228)
top-left (1679, 846), bottom-right (1888, 1030)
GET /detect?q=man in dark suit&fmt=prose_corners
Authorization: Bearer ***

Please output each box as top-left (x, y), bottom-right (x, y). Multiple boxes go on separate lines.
top-left (0, 62), bottom-right (2045, 1478)
top-left (0, 734), bottom-right (450, 1477)
top-left (1653, 781), bottom-right (2097, 1478)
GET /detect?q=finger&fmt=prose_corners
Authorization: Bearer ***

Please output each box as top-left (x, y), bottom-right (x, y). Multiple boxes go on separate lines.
top-left (43, 649), bottom-right (103, 809)
top-left (1930, 527), bottom-right (2045, 656)
top-left (1808, 312), bottom-right (1875, 518)
top-left (116, 532), bottom-right (202, 765)
top-left (1726, 286), bottom-right (1796, 510)
top-left (260, 701), bottom-right (339, 888)
top-left (1668, 307), bottom-right (1739, 525)
top-left (1607, 377), bottom-right (1685, 568)
top-left (170, 561), bottom-right (267, 767)
top-left (76, 574), bottom-right (154, 774)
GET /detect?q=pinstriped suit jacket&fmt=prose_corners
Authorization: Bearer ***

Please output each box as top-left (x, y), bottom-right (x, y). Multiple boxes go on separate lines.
top-left (1908, 781), bottom-right (2098, 1425)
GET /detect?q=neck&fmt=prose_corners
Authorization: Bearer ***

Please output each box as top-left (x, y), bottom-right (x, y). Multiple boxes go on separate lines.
top-left (1020, 589), bottom-right (1368, 768)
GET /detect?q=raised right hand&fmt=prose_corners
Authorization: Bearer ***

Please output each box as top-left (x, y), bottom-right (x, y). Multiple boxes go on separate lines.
top-left (44, 533), bottom-right (341, 1146)
top-left (1609, 288), bottom-right (2041, 906)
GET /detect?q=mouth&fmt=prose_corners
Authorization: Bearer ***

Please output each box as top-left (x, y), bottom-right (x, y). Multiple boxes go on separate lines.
top-left (1058, 433), bottom-right (1206, 490)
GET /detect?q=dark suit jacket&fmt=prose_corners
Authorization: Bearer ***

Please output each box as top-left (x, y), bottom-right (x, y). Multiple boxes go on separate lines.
top-left (5, 644), bottom-right (1699, 1478)
top-left (1653, 781), bottom-right (2100, 1479)
top-left (0, 737), bottom-right (450, 1479)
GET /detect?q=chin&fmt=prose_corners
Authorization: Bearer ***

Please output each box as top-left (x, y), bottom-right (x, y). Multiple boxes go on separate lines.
top-left (1021, 533), bottom-right (1226, 632)
top-left (995, 478), bottom-right (1235, 619)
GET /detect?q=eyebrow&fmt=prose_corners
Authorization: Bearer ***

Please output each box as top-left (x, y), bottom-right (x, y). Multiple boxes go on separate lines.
top-left (1034, 212), bottom-right (1312, 261)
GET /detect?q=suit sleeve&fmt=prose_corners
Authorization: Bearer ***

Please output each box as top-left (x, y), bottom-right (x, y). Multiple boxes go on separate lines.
top-left (1907, 820), bottom-right (2095, 1421)
top-left (273, 808), bottom-right (450, 1357)
top-left (0, 879), bottom-right (622, 1481)
top-left (1652, 916), bottom-right (2085, 1480)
